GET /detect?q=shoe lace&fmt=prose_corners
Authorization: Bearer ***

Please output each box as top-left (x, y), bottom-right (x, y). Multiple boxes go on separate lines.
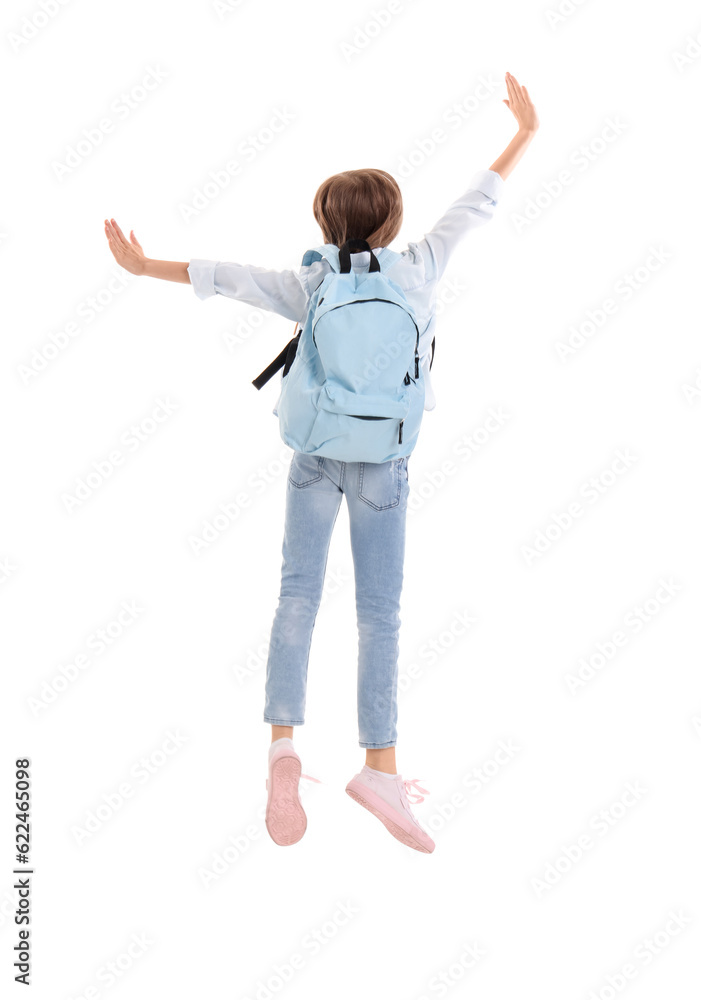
top-left (401, 778), bottom-right (430, 804)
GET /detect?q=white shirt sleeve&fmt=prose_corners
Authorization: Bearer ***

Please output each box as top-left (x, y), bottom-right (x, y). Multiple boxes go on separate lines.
top-left (406, 168), bottom-right (505, 283)
top-left (187, 259), bottom-right (308, 322)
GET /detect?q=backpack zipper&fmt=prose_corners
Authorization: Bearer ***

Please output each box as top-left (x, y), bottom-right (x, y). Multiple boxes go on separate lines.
top-left (312, 298), bottom-right (420, 352)
top-left (348, 414), bottom-right (404, 444)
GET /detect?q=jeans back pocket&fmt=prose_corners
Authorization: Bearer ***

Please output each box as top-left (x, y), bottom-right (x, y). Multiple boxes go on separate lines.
top-left (289, 452), bottom-right (324, 488)
top-left (357, 458), bottom-right (404, 511)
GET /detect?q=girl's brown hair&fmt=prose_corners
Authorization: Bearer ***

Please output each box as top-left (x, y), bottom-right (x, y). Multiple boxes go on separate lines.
top-left (312, 168), bottom-right (403, 249)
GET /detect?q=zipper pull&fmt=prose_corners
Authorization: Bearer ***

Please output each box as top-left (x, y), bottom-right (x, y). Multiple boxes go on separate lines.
top-left (398, 419), bottom-right (404, 444)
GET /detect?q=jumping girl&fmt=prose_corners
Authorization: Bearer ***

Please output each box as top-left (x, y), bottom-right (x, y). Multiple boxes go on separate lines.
top-left (104, 71), bottom-right (539, 854)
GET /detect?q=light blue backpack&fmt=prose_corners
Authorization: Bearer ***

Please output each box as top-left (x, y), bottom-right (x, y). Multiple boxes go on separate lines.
top-left (252, 238), bottom-right (429, 463)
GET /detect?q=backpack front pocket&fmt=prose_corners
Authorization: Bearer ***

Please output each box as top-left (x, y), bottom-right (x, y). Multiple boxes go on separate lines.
top-left (318, 381), bottom-right (409, 418)
top-left (302, 382), bottom-right (412, 460)
top-left (319, 381), bottom-right (410, 447)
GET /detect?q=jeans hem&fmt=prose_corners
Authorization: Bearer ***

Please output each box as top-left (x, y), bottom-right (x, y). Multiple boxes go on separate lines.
top-left (264, 717), bottom-right (305, 726)
top-left (359, 739), bottom-right (397, 749)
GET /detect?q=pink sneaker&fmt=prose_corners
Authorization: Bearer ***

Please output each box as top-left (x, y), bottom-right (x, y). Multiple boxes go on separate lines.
top-left (345, 765), bottom-right (435, 853)
top-left (265, 741), bottom-right (320, 846)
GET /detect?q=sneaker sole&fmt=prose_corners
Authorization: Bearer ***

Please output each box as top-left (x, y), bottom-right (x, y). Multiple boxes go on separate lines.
top-left (266, 755), bottom-right (307, 846)
top-left (345, 785), bottom-right (434, 853)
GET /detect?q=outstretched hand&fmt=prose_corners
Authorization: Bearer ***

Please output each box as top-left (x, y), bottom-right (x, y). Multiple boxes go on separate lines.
top-left (503, 72), bottom-right (539, 132)
top-left (104, 218), bottom-right (147, 275)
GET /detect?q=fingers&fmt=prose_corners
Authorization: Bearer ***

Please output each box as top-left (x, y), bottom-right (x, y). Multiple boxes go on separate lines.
top-left (104, 218), bottom-right (129, 251)
top-left (110, 218), bottom-right (130, 248)
top-left (104, 224), bottom-right (119, 262)
top-left (104, 218), bottom-right (118, 246)
top-left (505, 71), bottom-right (536, 127)
top-left (506, 72), bottom-right (524, 108)
top-left (104, 220), bottom-right (118, 252)
top-left (104, 219), bottom-right (130, 262)
top-left (509, 72), bottom-right (528, 99)
top-left (505, 72), bottom-right (516, 104)
top-left (505, 74), bottom-right (520, 113)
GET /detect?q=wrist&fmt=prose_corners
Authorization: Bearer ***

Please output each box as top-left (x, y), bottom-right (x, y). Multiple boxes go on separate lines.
top-left (518, 126), bottom-right (538, 138)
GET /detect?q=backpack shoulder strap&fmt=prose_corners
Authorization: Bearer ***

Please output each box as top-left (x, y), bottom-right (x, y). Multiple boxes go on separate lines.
top-left (299, 244), bottom-right (340, 298)
top-left (301, 245), bottom-right (402, 274)
top-left (375, 248), bottom-right (402, 273)
top-left (299, 244), bottom-right (403, 297)
top-left (301, 244), bottom-right (341, 272)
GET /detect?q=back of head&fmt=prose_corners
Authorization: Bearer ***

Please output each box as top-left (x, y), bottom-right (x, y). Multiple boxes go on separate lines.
top-left (312, 168), bottom-right (403, 249)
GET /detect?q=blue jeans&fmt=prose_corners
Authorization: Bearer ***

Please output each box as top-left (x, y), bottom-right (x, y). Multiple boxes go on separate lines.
top-left (264, 451), bottom-right (410, 748)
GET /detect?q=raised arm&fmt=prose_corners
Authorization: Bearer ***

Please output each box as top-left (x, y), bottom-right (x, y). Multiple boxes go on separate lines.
top-left (489, 72), bottom-right (539, 180)
top-left (406, 72), bottom-right (539, 282)
top-left (104, 218), bottom-right (307, 321)
top-left (104, 218), bottom-right (190, 282)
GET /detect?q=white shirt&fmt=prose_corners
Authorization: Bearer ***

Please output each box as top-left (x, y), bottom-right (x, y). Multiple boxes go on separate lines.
top-left (187, 167), bottom-right (505, 413)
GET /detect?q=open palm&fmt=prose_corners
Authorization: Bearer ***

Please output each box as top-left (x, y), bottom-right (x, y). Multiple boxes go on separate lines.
top-left (503, 72), bottom-right (539, 132)
top-left (104, 218), bottom-right (146, 275)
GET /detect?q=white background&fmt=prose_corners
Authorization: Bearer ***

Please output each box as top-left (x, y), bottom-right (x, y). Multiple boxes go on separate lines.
top-left (2, 0), bottom-right (701, 997)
